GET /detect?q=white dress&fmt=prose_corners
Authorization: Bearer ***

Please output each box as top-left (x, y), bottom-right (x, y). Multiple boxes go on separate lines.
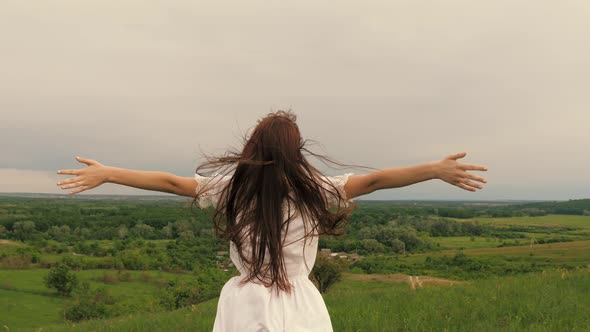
top-left (193, 172), bottom-right (355, 332)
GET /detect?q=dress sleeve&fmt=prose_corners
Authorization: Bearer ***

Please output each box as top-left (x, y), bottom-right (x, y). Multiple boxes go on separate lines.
top-left (194, 173), bottom-right (231, 209)
top-left (319, 172), bottom-right (355, 209)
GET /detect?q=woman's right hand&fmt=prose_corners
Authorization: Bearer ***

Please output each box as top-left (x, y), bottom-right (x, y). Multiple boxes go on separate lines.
top-left (56, 156), bottom-right (110, 194)
top-left (433, 152), bottom-right (488, 192)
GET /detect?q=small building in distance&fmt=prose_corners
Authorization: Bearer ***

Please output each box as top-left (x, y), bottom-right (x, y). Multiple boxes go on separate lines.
top-left (319, 248), bottom-right (361, 261)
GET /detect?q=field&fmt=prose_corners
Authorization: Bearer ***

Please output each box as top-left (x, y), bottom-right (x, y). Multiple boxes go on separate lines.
top-left (457, 215), bottom-right (590, 228)
top-left (433, 215), bottom-right (590, 251)
top-left (431, 236), bottom-right (508, 250)
top-left (2, 197), bottom-right (590, 331)
top-left (6, 269), bottom-right (589, 332)
top-left (0, 269), bottom-right (198, 329)
top-left (406, 239), bottom-right (590, 264)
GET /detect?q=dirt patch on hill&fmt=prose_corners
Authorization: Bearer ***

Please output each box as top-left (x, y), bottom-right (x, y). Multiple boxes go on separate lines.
top-left (344, 272), bottom-right (468, 289)
top-left (415, 276), bottom-right (468, 287)
top-left (0, 240), bottom-right (23, 246)
top-left (344, 272), bottom-right (410, 283)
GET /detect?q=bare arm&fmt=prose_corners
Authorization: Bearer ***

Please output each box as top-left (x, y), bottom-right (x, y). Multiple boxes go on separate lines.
top-left (343, 152), bottom-right (488, 199)
top-left (56, 156), bottom-right (198, 197)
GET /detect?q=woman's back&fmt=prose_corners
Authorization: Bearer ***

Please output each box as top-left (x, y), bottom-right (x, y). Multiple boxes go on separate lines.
top-left (194, 172), bottom-right (354, 331)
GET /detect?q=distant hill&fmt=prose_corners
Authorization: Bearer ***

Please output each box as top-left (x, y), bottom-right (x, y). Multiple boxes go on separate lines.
top-left (0, 192), bottom-right (186, 201)
top-left (511, 198), bottom-right (590, 215)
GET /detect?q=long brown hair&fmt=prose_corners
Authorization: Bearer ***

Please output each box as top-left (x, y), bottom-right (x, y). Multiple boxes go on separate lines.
top-left (191, 110), bottom-right (375, 295)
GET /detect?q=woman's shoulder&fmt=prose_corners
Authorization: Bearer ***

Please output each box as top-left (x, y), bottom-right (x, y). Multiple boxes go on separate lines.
top-left (194, 172), bottom-right (233, 208)
top-left (318, 173), bottom-right (355, 187)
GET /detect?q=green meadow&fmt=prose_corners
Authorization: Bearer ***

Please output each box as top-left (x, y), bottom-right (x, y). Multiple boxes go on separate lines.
top-left (1, 196), bottom-right (590, 331)
top-left (0, 269), bottom-right (199, 329)
top-left (459, 215), bottom-right (590, 228)
top-left (7, 269), bottom-right (589, 332)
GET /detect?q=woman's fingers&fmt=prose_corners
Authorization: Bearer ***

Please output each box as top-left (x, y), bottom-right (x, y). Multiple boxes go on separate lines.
top-left (456, 182), bottom-right (476, 192)
top-left (59, 181), bottom-right (84, 190)
top-left (56, 176), bottom-right (82, 186)
top-left (56, 156), bottom-right (99, 175)
top-left (69, 185), bottom-right (89, 195)
top-left (76, 156), bottom-right (97, 166)
top-left (451, 178), bottom-right (485, 192)
top-left (439, 152), bottom-right (488, 192)
top-left (57, 169), bottom-right (82, 175)
top-left (447, 152), bottom-right (467, 160)
top-left (58, 181), bottom-right (93, 194)
top-left (464, 173), bottom-right (487, 184)
top-left (462, 179), bottom-right (483, 190)
top-left (56, 156), bottom-right (102, 194)
top-left (459, 163), bottom-right (488, 171)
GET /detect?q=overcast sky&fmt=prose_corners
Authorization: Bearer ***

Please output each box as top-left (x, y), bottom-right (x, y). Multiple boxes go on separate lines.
top-left (1, 0), bottom-right (589, 200)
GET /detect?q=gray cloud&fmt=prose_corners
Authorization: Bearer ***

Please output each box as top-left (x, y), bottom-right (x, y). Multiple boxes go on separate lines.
top-left (1, 0), bottom-right (589, 200)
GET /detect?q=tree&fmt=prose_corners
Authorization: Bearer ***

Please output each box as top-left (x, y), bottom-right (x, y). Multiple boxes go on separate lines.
top-left (178, 231), bottom-right (195, 241)
top-left (132, 223), bottom-right (155, 239)
top-left (174, 220), bottom-right (194, 235)
top-left (160, 223), bottom-right (174, 239)
top-left (117, 225), bottom-right (128, 239)
top-left (311, 254), bottom-right (346, 293)
top-left (12, 220), bottom-right (35, 241)
top-left (361, 238), bottom-right (386, 253)
top-left (48, 225), bottom-right (71, 242)
top-left (390, 239), bottom-right (406, 254)
top-left (44, 263), bottom-right (79, 296)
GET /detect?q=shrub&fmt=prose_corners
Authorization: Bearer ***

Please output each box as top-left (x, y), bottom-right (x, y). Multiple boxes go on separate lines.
top-left (117, 270), bottom-right (133, 281)
top-left (0, 255), bottom-right (32, 269)
top-left (158, 279), bottom-right (200, 310)
top-left (138, 271), bottom-right (152, 282)
top-left (98, 272), bottom-right (119, 284)
top-left (311, 254), bottom-right (347, 293)
top-left (116, 251), bottom-right (149, 270)
top-left (44, 263), bottom-right (79, 296)
top-left (64, 281), bottom-right (115, 322)
top-left (193, 267), bottom-right (228, 302)
top-left (15, 246), bottom-right (41, 263)
top-left (60, 255), bottom-right (83, 269)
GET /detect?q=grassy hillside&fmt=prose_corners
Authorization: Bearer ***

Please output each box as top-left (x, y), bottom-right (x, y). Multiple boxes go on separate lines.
top-left (12, 269), bottom-right (589, 332)
top-left (453, 214), bottom-right (590, 228)
top-left (2, 198), bottom-right (590, 331)
top-left (0, 269), bottom-right (201, 329)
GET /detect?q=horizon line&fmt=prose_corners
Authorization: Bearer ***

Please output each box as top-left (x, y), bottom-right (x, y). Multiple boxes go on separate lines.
top-left (0, 192), bottom-right (587, 203)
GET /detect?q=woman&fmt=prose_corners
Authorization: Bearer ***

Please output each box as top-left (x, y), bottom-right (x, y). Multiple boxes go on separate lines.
top-left (56, 110), bottom-right (488, 331)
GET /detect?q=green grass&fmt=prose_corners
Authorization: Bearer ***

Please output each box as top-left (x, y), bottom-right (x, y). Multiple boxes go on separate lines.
top-left (0, 288), bottom-right (66, 328)
top-left (404, 240), bottom-right (590, 265)
top-left (327, 269), bottom-right (590, 332)
top-left (2, 214), bottom-right (590, 330)
top-left (0, 269), bottom-right (200, 330)
top-left (431, 236), bottom-right (504, 250)
top-left (456, 214), bottom-right (590, 229)
top-left (17, 298), bottom-right (220, 332)
top-left (15, 269), bottom-right (590, 332)
top-left (79, 239), bottom-right (175, 248)
top-left (427, 214), bottom-right (590, 251)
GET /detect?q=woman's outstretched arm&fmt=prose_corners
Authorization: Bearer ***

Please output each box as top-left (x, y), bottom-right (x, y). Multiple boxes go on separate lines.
top-left (343, 152), bottom-right (488, 199)
top-left (56, 156), bottom-right (197, 197)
